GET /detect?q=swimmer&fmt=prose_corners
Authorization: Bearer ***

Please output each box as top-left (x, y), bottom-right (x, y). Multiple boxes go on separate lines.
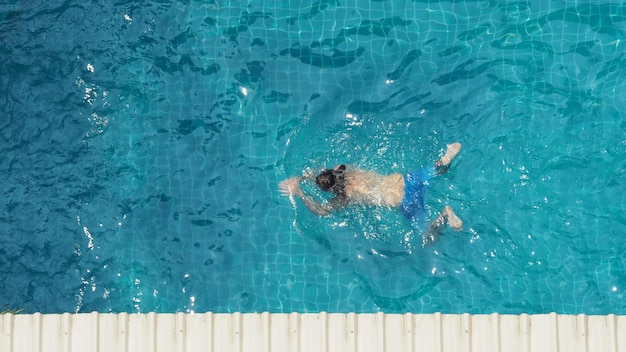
top-left (279, 143), bottom-right (463, 246)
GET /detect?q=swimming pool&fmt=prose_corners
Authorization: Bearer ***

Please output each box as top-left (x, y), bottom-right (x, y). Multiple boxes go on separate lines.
top-left (0, 0), bottom-right (624, 314)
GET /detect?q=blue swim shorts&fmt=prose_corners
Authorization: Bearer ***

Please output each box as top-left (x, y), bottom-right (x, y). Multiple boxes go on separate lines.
top-left (399, 166), bottom-right (436, 225)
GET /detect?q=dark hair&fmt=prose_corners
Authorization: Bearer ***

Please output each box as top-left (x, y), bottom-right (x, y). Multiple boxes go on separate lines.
top-left (315, 164), bottom-right (346, 196)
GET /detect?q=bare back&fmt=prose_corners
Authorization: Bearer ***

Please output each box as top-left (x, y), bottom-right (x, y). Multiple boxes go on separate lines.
top-left (343, 169), bottom-right (405, 207)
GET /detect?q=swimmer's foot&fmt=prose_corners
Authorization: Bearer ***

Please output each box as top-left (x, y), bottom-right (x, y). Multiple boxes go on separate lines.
top-left (443, 205), bottom-right (463, 231)
top-left (442, 142), bottom-right (462, 165)
top-left (435, 142), bottom-right (461, 175)
top-left (422, 206), bottom-right (463, 246)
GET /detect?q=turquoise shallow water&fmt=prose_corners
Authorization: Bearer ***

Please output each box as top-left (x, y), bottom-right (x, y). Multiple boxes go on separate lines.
top-left (0, 1), bottom-right (625, 314)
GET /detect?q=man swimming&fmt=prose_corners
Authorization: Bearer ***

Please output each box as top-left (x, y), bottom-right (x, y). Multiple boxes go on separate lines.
top-left (279, 143), bottom-right (463, 246)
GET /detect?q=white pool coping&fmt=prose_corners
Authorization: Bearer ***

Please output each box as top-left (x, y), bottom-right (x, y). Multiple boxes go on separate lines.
top-left (1, 312), bottom-right (625, 351)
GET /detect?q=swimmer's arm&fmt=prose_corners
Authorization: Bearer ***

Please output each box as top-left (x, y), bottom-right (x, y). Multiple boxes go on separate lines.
top-left (300, 194), bottom-right (349, 216)
top-left (279, 176), bottom-right (334, 216)
top-left (299, 193), bottom-right (332, 216)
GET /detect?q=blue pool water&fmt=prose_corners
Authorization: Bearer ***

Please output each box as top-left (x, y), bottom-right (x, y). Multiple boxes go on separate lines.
top-left (0, 0), bottom-right (625, 314)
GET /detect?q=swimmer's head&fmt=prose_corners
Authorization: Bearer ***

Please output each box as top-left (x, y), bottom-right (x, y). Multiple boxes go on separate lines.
top-left (315, 164), bottom-right (346, 195)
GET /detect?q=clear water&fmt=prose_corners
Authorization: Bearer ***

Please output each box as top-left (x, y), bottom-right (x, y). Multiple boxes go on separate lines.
top-left (0, 0), bottom-right (624, 314)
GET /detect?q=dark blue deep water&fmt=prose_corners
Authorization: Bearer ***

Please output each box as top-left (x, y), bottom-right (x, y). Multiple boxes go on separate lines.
top-left (0, 0), bottom-right (625, 314)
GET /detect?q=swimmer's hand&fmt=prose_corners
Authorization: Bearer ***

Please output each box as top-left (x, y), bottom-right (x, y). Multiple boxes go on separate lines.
top-left (279, 177), bottom-right (304, 197)
top-left (280, 176), bottom-right (332, 216)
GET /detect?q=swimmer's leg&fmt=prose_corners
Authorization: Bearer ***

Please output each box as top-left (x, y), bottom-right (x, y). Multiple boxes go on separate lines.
top-left (435, 142), bottom-right (462, 175)
top-left (422, 206), bottom-right (463, 246)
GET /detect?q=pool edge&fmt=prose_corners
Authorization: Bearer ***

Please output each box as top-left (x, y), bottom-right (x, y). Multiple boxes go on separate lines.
top-left (1, 312), bottom-right (624, 351)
